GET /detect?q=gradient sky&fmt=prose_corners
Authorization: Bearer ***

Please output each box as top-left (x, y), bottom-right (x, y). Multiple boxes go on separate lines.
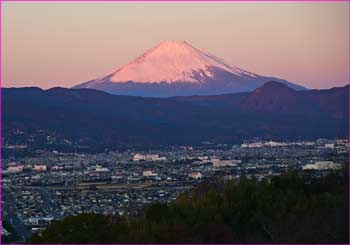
top-left (2, 2), bottom-right (349, 89)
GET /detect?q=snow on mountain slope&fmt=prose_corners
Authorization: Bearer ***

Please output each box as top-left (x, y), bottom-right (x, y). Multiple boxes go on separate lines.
top-left (74, 40), bottom-right (305, 97)
top-left (104, 40), bottom-right (259, 83)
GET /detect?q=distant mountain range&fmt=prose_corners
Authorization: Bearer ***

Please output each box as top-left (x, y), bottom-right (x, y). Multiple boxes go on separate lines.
top-left (73, 40), bottom-right (305, 97)
top-left (3, 82), bottom-right (348, 150)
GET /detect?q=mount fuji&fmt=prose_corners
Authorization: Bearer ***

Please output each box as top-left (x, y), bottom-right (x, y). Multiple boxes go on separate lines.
top-left (73, 40), bottom-right (305, 97)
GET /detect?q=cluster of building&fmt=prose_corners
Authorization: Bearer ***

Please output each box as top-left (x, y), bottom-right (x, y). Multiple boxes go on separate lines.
top-left (3, 164), bottom-right (47, 174)
top-left (133, 154), bottom-right (167, 162)
top-left (240, 139), bottom-right (348, 149)
top-left (302, 161), bottom-right (342, 170)
top-left (2, 138), bottom-right (348, 242)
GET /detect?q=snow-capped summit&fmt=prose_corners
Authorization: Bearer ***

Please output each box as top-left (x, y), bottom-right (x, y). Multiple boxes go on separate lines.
top-left (74, 40), bottom-right (305, 97)
top-left (105, 40), bottom-right (259, 84)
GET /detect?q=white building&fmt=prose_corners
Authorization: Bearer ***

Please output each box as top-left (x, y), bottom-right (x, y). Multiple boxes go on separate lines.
top-left (188, 172), bottom-right (203, 179)
top-left (33, 165), bottom-right (47, 171)
top-left (302, 161), bottom-right (342, 170)
top-left (6, 165), bottom-right (24, 173)
top-left (51, 166), bottom-right (63, 171)
top-left (94, 165), bottom-right (109, 172)
top-left (133, 154), bottom-right (166, 161)
top-left (324, 143), bottom-right (335, 149)
top-left (197, 156), bottom-right (209, 160)
top-left (143, 170), bottom-right (158, 177)
top-left (25, 216), bottom-right (54, 226)
top-left (264, 141), bottom-right (287, 147)
top-left (241, 142), bottom-right (264, 148)
top-left (212, 159), bottom-right (241, 167)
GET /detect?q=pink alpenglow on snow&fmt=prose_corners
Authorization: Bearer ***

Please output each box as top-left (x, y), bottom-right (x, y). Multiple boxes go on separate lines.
top-left (74, 40), bottom-right (305, 97)
top-left (106, 40), bottom-right (259, 84)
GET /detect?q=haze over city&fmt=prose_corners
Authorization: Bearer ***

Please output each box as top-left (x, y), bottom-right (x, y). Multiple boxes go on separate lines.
top-left (2, 2), bottom-right (349, 89)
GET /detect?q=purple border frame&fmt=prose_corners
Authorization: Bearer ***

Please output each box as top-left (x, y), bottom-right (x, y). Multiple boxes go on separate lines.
top-left (0, 0), bottom-right (350, 2)
top-left (0, 0), bottom-right (349, 244)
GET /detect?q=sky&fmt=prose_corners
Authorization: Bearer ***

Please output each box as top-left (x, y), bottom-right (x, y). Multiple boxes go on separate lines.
top-left (2, 2), bottom-right (349, 89)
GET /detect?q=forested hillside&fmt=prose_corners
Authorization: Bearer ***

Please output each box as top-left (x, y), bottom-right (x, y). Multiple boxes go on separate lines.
top-left (28, 170), bottom-right (349, 244)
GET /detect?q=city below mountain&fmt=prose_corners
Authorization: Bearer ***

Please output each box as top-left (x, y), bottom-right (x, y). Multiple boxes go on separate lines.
top-left (73, 41), bottom-right (305, 97)
top-left (3, 82), bottom-right (348, 151)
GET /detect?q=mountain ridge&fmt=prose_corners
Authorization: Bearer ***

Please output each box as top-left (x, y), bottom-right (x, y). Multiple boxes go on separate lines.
top-left (3, 82), bottom-right (348, 151)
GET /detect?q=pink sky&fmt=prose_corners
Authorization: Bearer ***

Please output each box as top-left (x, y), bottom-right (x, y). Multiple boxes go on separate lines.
top-left (2, 2), bottom-right (349, 89)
